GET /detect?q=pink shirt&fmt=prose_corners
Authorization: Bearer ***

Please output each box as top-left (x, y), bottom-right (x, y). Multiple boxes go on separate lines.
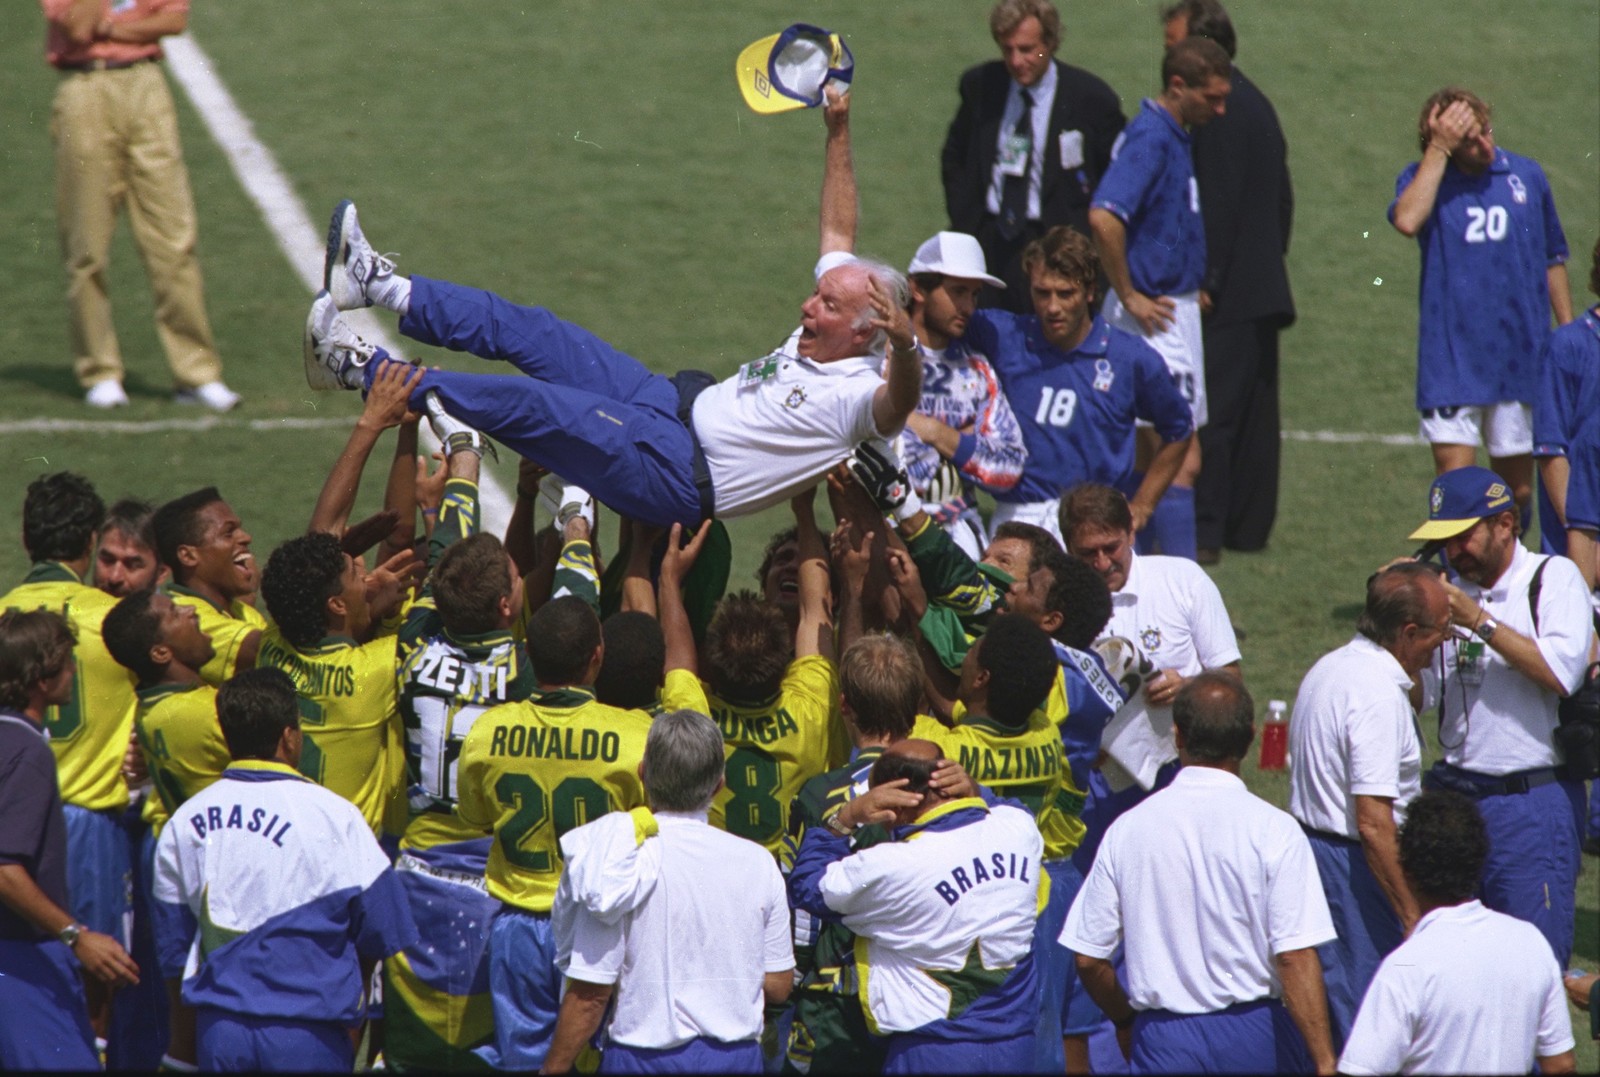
top-left (42, 0), bottom-right (188, 69)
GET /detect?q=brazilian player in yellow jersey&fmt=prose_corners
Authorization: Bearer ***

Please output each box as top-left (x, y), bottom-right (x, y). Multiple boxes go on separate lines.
top-left (456, 595), bottom-right (653, 1071)
top-left (151, 488), bottom-right (267, 687)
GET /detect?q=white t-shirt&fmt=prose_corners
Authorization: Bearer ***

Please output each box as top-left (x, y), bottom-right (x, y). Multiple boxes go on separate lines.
top-left (1436, 543), bottom-right (1594, 774)
top-left (1339, 901), bottom-right (1574, 1075)
top-left (1060, 766), bottom-right (1335, 1014)
top-left (1105, 551), bottom-right (1240, 676)
top-left (692, 252), bottom-right (894, 519)
top-left (563, 811), bottom-right (793, 1049)
top-left (1289, 634), bottom-right (1422, 839)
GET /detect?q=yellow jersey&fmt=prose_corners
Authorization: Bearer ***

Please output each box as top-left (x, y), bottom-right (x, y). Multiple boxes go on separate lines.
top-left (456, 687), bottom-right (652, 912)
top-left (706, 654), bottom-right (838, 857)
top-left (256, 629), bottom-right (406, 837)
top-left (1, 563), bottom-right (137, 812)
top-left (135, 681), bottom-right (229, 833)
top-left (166, 583), bottom-right (270, 687)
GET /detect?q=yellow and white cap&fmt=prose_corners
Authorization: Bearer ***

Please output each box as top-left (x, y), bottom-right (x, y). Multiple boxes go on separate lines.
top-left (736, 24), bottom-right (853, 115)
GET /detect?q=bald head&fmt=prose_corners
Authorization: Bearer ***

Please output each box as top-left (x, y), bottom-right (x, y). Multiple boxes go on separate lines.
top-left (1359, 562), bottom-right (1451, 675)
top-left (1172, 671), bottom-right (1254, 767)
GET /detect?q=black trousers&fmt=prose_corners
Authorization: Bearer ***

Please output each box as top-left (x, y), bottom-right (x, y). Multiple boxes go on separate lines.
top-left (1196, 318), bottom-right (1281, 551)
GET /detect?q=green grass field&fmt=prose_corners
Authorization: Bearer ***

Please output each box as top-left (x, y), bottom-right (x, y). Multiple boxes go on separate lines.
top-left (1, 1), bottom-right (1595, 1061)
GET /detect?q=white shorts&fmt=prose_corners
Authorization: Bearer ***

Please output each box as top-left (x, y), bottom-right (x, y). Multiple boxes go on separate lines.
top-left (989, 499), bottom-right (1065, 548)
top-left (1103, 290), bottom-right (1206, 429)
top-left (1418, 401), bottom-right (1532, 457)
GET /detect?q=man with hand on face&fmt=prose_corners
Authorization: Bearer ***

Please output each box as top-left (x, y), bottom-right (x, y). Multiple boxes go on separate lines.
top-left (1407, 466), bottom-right (1594, 968)
top-left (153, 487), bottom-right (266, 686)
top-left (942, 0), bottom-right (1125, 312)
top-left (1090, 36), bottom-right (1234, 561)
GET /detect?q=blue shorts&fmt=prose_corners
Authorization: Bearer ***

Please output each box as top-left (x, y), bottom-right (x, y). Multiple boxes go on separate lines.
top-left (63, 803), bottom-right (132, 944)
top-left (1132, 999), bottom-right (1311, 1075)
top-left (195, 1008), bottom-right (352, 1072)
top-left (882, 1030), bottom-right (1035, 1074)
top-left (1031, 858), bottom-right (1077, 1069)
top-left (602, 1037), bottom-right (763, 1074)
top-left (1304, 829), bottom-right (1402, 1050)
top-left (383, 839), bottom-right (499, 1072)
top-left (0, 937), bottom-right (98, 1071)
top-left (487, 906), bottom-right (562, 1070)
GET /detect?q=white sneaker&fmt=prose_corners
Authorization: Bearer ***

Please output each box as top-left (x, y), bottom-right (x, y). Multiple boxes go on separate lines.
top-left (173, 381), bottom-right (240, 412)
top-left (423, 391), bottom-right (495, 460)
top-left (325, 199), bottom-right (399, 311)
top-left (304, 291), bottom-right (377, 390)
top-left (536, 474), bottom-right (595, 531)
top-left (85, 381), bottom-right (129, 409)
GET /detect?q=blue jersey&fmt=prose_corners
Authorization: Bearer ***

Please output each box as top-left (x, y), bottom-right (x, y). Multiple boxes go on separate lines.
top-left (1389, 148), bottom-right (1567, 410)
top-left (968, 312), bottom-right (1192, 503)
top-left (1533, 309), bottom-right (1600, 459)
top-left (1091, 99), bottom-right (1205, 296)
top-left (1563, 406), bottom-right (1600, 533)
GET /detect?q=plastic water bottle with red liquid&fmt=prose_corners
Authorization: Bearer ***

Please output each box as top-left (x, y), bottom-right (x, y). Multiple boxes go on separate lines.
top-left (1258, 699), bottom-right (1288, 770)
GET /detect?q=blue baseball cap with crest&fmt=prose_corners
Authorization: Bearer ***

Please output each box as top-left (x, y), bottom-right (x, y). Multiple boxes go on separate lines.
top-left (736, 24), bottom-right (853, 115)
top-left (1408, 466), bottom-right (1516, 541)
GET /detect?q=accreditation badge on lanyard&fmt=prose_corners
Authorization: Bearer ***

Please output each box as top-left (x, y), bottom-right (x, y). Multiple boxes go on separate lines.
top-left (999, 132), bottom-right (1032, 178)
top-left (738, 355), bottom-right (780, 390)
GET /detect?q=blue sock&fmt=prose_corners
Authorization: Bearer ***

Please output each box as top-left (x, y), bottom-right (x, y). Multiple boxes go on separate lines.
top-left (1146, 485), bottom-right (1197, 561)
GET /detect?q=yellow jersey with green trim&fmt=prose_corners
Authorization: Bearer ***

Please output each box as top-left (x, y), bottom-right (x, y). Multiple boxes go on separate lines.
top-left (135, 681), bottom-right (229, 833)
top-left (911, 711), bottom-right (1073, 860)
top-left (706, 654), bottom-right (838, 857)
top-left (256, 629), bottom-right (405, 837)
top-left (166, 583), bottom-right (269, 687)
top-left (654, 667), bottom-right (710, 717)
top-left (456, 687), bottom-right (652, 912)
top-left (2, 563), bottom-right (137, 812)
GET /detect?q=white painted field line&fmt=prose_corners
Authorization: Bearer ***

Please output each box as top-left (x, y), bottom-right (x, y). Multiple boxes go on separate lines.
top-left (160, 34), bottom-right (513, 532)
top-left (1283, 429), bottom-right (1427, 447)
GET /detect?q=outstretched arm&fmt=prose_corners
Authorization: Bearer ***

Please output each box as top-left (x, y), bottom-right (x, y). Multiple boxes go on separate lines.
top-left (308, 363), bottom-right (423, 536)
top-left (818, 86), bottom-right (856, 256)
top-left (658, 522), bottom-right (710, 677)
top-left (793, 488), bottom-right (835, 661)
top-left (870, 283), bottom-right (921, 437)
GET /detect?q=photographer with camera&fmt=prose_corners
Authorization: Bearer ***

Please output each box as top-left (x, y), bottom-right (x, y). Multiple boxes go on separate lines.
top-left (1406, 466), bottom-right (1597, 969)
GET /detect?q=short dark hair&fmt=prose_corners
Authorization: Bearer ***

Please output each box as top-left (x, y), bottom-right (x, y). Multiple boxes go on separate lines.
top-left (991, 521), bottom-right (1060, 577)
top-left (869, 748), bottom-right (942, 795)
top-left (1399, 790), bottom-right (1489, 905)
top-left (839, 634), bottom-right (921, 740)
top-left (1020, 227), bottom-right (1099, 293)
top-left (0, 609), bottom-right (76, 710)
top-left (23, 472), bottom-right (104, 564)
top-left (152, 487), bottom-right (224, 572)
top-left (261, 534), bottom-right (345, 650)
top-left (1160, 0), bottom-right (1236, 58)
top-left (1162, 36), bottom-right (1231, 89)
top-left (704, 591), bottom-right (791, 703)
top-left (1038, 548), bottom-right (1112, 649)
top-left (432, 534), bottom-right (514, 636)
top-left (1357, 562), bottom-right (1441, 647)
top-left (101, 498), bottom-right (156, 551)
top-left (595, 611), bottom-right (666, 710)
top-left (1172, 670), bottom-right (1254, 763)
top-left (102, 588), bottom-right (165, 685)
top-left (216, 667), bottom-right (300, 761)
top-left (1060, 483), bottom-right (1134, 538)
top-left (1416, 87), bottom-right (1490, 154)
top-left (527, 596), bottom-right (601, 686)
top-left (977, 615), bottom-right (1058, 728)
top-left (756, 527), bottom-right (798, 588)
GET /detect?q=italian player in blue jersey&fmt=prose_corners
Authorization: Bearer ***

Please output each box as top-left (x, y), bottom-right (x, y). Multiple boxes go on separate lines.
top-left (1089, 36), bottom-right (1233, 561)
top-left (1534, 237), bottom-right (1600, 577)
top-left (1390, 87), bottom-right (1572, 532)
top-left (966, 226), bottom-right (1192, 545)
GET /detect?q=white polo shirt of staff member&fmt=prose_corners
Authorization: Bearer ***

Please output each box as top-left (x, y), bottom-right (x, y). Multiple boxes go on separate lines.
top-left (541, 710), bottom-right (793, 1075)
top-left (1406, 465), bottom-right (1594, 970)
top-left (1288, 562), bottom-right (1450, 1048)
top-left (1060, 672), bottom-right (1338, 1076)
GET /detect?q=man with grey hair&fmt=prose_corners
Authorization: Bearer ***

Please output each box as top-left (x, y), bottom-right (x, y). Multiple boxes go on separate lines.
top-left (1289, 563), bottom-right (1450, 1048)
top-left (544, 710), bottom-right (794, 1073)
top-left (303, 87), bottom-right (919, 529)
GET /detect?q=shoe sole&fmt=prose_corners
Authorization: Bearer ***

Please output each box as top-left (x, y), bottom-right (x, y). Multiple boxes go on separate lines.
top-left (303, 291), bottom-right (345, 391)
top-left (325, 199), bottom-right (365, 311)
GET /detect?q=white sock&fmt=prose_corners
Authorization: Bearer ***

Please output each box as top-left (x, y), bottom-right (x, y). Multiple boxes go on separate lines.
top-left (374, 273), bottom-right (412, 316)
top-left (160, 1054), bottom-right (199, 1072)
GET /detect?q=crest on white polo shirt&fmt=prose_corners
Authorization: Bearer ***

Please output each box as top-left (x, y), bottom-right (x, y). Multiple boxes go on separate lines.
top-left (1506, 174), bottom-right (1527, 204)
top-left (1140, 626), bottom-right (1161, 653)
top-left (1093, 359), bottom-right (1115, 393)
top-left (785, 387), bottom-right (807, 409)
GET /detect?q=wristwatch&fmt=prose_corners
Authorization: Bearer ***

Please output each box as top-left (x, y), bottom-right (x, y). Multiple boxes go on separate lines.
top-left (1474, 616), bottom-right (1499, 644)
top-left (58, 922), bottom-right (84, 948)
top-left (824, 808), bottom-right (855, 838)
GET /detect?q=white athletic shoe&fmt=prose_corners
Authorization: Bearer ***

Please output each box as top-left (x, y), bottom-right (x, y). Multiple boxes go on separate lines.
top-left (173, 381), bottom-right (241, 412)
top-left (85, 380), bottom-right (129, 409)
top-left (423, 391), bottom-right (496, 460)
top-left (303, 291), bottom-right (376, 390)
top-left (325, 199), bottom-right (399, 311)
top-left (536, 474), bottom-right (595, 531)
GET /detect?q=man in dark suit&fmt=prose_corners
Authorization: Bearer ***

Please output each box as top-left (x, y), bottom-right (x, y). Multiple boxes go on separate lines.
top-left (942, 0), bottom-right (1125, 313)
top-left (1162, 0), bottom-right (1295, 561)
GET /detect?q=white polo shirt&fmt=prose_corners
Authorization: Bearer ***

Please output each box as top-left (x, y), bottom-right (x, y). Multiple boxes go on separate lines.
top-left (1059, 766), bottom-right (1335, 1014)
top-left (1339, 900), bottom-right (1574, 1075)
top-left (693, 252), bottom-right (895, 519)
top-left (1105, 551), bottom-right (1240, 677)
top-left (562, 810), bottom-right (793, 1050)
top-left (1437, 543), bottom-right (1594, 775)
top-left (1288, 634), bottom-right (1422, 840)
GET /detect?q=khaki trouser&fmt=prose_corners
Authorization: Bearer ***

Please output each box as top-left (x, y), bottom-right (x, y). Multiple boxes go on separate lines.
top-left (51, 60), bottom-right (222, 390)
